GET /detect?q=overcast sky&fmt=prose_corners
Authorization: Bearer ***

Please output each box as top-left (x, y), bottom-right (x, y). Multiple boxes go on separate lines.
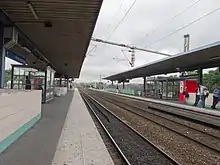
top-left (78, 0), bottom-right (220, 82)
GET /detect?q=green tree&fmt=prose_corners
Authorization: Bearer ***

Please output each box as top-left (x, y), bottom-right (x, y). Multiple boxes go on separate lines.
top-left (203, 69), bottom-right (220, 91)
top-left (4, 69), bottom-right (12, 86)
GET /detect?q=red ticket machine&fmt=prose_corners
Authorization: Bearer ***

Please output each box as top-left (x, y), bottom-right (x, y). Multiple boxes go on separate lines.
top-left (179, 80), bottom-right (197, 102)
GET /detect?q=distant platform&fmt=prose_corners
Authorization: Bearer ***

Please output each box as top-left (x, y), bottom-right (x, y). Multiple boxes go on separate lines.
top-left (99, 89), bottom-right (220, 116)
top-left (93, 89), bottom-right (220, 127)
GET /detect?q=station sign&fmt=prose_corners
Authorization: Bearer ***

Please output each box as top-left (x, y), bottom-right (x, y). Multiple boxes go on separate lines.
top-left (6, 50), bottom-right (26, 65)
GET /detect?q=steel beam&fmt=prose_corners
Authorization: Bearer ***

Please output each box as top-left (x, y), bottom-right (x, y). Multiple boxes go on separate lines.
top-left (43, 69), bottom-right (47, 103)
top-left (10, 64), bottom-right (14, 89)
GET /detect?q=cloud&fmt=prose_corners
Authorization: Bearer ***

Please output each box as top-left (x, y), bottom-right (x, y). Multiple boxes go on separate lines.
top-left (79, 0), bottom-right (220, 82)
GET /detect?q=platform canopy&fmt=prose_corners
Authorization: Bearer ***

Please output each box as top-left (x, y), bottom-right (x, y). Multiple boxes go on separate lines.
top-left (0, 0), bottom-right (103, 77)
top-left (104, 41), bottom-right (220, 81)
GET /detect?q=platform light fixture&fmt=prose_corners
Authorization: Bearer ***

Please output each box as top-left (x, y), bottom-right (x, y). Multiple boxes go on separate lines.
top-left (27, 2), bottom-right (39, 20)
top-left (176, 68), bottom-right (180, 71)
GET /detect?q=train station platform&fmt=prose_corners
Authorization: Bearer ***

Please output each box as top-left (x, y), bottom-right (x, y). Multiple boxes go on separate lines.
top-left (93, 89), bottom-right (220, 127)
top-left (52, 89), bottom-right (113, 165)
top-left (101, 90), bottom-right (220, 116)
top-left (0, 89), bottom-right (113, 165)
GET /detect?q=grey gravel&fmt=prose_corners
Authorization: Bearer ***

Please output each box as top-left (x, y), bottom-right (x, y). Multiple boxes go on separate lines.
top-left (84, 93), bottom-right (176, 165)
top-left (102, 95), bottom-right (220, 152)
top-left (90, 90), bottom-right (220, 165)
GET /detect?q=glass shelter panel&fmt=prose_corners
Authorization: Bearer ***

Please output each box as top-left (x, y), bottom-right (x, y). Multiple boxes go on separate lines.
top-left (11, 66), bottom-right (40, 90)
top-left (10, 65), bottom-right (46, 102)
top-left (45, 67), bottom-right (55, 102)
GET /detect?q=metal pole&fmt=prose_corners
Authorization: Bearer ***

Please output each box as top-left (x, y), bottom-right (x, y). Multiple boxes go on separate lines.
top-left (91, 38), bottom-right (171, 57)
top-left (0, 24), bottom-right (5, 88)
top-left (18, 68), bottom-right (20, 89)
top-left (154, 77), bottom-right (157, 97)
top-left (143, 76), bottom-right (146, 97)
top-left (198, 68), bottom-right (203, 85)
top-left (172, 81), bottom-right (174, 98)
top-left (59, 77), bottom-right (62, 87)
top-left (28, 71), bottom-right (31, 90)
top-left (43, 69), bottom-right (47, 103)
top-left (166, 79), bottom-right (168, 99)
top-left (11, 65), bottom-right (14, 89)
top-left (67, 76), bottom-right (69, 90)
top-left (184, 34), bottom-right (190, 52)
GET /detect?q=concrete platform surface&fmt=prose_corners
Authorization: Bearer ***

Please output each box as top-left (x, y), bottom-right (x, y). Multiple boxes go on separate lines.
top-left (52, 89), bottom-right (114, 165)
top-left (0, 91), bottom-right (74, 165)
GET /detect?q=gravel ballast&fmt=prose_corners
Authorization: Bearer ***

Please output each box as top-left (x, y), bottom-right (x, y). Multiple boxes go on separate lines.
top-left (89, 91), bottom-right (220, 165)
top-left (83, 94), bottom-right (177, 165)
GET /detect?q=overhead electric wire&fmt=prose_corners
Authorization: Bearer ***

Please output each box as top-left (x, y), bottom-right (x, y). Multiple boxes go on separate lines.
top-left (106, 4), bottom-right (123, 32)
top-left (121, 50), bottom-right (131, 63)
top-left (86, 45), bottom-right (97, 56)
top-left (136, 0), bottom-right (202, 46)
top-left (106, 0), bottom-right (137, 41)
top-left (95, 3), bottom-right (123, 52)
top-left (119, 49), bottom-right (133, 66)
top-left (148, 6), bottom-right (220, 47)
top-left (93, 0), bottom-right (137, 60)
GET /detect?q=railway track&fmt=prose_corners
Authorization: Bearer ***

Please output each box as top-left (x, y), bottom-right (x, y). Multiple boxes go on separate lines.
top-left (90, 91), bottom-right (220, 154)
top-left (83, 96), bottom-right (128, 165)
top-left (80, 90), bottom-right (179, 165)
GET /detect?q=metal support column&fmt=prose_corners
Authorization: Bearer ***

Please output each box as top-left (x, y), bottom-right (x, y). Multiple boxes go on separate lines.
top-left (59, 77), bottom-right (62, 87)
top-left (154, 78), bottom-right (157, 97)
top-left (43, 69), bottom-right (47, 103)
top-left (198, 68), bottom-right (203, 85)
top-left (11, 65), bottom-right (14, 89)
top-left (67, 77), bottom-right (69, 90)
top-left (122, 81), bottom-right (125, 89)
top-left (166, 80), bottom-right (168, 99)
top-left (143, 76), bottom-right (146, 97)
top-left (111, 80), bottom-right (113, 85)
top-left (0, 24), bottom-right (5, 88)
top-left (172, 81), bottom-right (174, 98)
